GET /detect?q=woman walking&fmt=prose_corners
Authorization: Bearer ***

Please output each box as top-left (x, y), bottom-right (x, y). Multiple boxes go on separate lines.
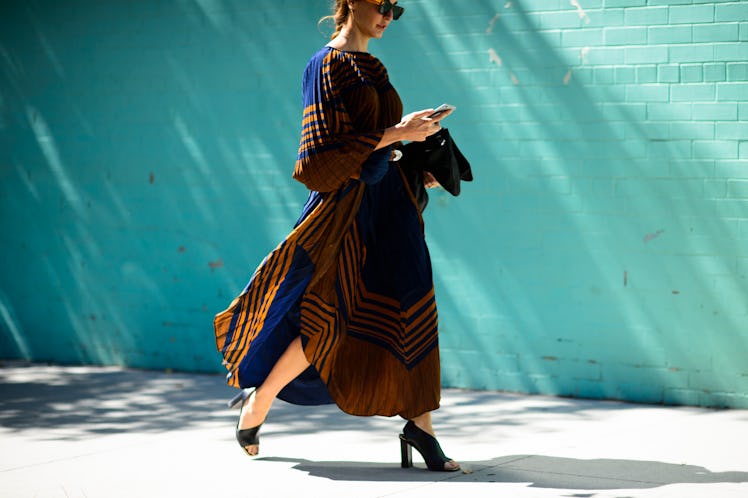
top-left (214, 0), bottom-right (459, 472)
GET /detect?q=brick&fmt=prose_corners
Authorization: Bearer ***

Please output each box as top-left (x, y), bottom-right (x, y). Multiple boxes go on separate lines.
top-left (604, 26), bottom-right (647, 45)
top-left (671, 83), bottom-right (716, 102)
top-left (602, 364), bottom-right (664, 386)
top-left (703, 63), bottom-right (726, 82)
top-left (716, 160), bottom-right (748, 178)
top-left (487, 352), bottom-right (521, 373)
top-left (640, 122), bottom-right (670, 140)
top-left (717, 82), bottom-right (748, 100)
top-left (704, 179), bottom-right (726, 198)
top-left (491, 372), bottom-right (538, 394)
top-left (490, 105), bottom-right (527, 122)
top-left (714, 43), bottom-right (748, 62)
top-left (616, 383), bottom-right (665, 404)
top-left (669, 4), bottom-right (714, 24)
top-left (670, 122), bottom-right (714, 140)
top-left (518, 356), bottom-right (600, 380)
top-left (568, 360), bottom-right (603, 381)
top-left (625, 84), bottom-right (669, 102)
top-left (714, 273), bottom-right (748, 304)
top-left (647, 140), bottom-right (692, 159)
top-left (716, 3), bottom-right (748, 23)
top-left (624, 7), bottom-right (668, 26)
top-left (740, 103), bottom-right (748, 120)
top-left (573, 379), bottom-right (610, 400)
top-left (742, 23), bottom-right (748, 42)
top-left (639, 178), bottom-right (708, 197)
top-left (539, 29), bottom-right (563, 47)
top-left (680, 64), bottom-right (703, 83)
top-left (669, 43), bottom-right (715, 63)
top-left (728, 180), bottom-right (748, 198)
top-left (516, 0), bottom-right (564, 11)
top-left (664, 388), bottom-right (702, 406)
top-left (568, 67), bottom-right (594, 84)
top-left (586, 9), bottom-right (625, 28)
top-left (742, 141), bottom-right (748, 159)
top-left (602, 140), bottom-right (648, 159)
top-left (693, 23), bottom-right (740, 42)
top-left (594, 67), bottom-right (615, 84)
top-left (716, 122), bottom-right (748, 140)
top-left (690, 370), bottom-right (748, 392)
top-left (682, 256), bottom-right (734, 279)
top-left (538, 10), bottom-right (586, 29)
top-left (727, 62), bottom-right (748, 81)
top-left (585, 46), bottom-right (626, 65)
top-left (572, 178), bottom-right (615, 197)
top-left (647, 103), bottom-right (691, 120)
top-left (670, 160), bottom-right (715, 177)
top-left (561, 28), bottom-right (604, 47)
top-left (615, 66), bottom-right (637, 83)
top-left (693, 140), bottom-right (738, 159)
top-left (605, 0), bottom-right (645, 7)
top-left (657, 64), bottom-right (679, 83)
top-left (602, 102), bottom-right (648, 121)
top-left (636, 65), bottom-right (657, 83)
top-left (700, 392), bottom-right (748, 410)
top-left (648, 25), bottom-right (692, 44)
top-left (625, 46), bottom-right (668, 64)
top-left (692, 103), bottom-right (738, 121)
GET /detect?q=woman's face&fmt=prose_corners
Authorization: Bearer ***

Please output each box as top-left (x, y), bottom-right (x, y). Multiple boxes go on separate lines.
top-left (351, 0), bottom-right (396, 39)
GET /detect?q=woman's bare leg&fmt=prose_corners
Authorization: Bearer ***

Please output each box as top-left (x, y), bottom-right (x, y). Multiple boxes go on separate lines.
top-left (238, 336), bottom-right (310, 455)
top-left (411, 411), bottom-right (460, 471)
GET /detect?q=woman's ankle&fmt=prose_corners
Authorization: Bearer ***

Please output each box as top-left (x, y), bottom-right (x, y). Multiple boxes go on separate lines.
top-left (240, 390), bottom-right (271, 426)
top-left (410, 412), bottom-right (435, 437)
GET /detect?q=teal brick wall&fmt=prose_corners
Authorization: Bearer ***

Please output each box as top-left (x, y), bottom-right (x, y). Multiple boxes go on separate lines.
top-left (1, 1), bottom-right (746, 408)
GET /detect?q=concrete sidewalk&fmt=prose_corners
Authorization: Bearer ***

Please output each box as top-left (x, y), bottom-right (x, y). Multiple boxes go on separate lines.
top-left (1, 364), bottom-right (746, 498)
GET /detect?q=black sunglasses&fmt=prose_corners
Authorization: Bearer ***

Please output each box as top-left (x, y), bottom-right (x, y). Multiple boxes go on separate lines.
top-left (367, 0), bottom-right (405, 20)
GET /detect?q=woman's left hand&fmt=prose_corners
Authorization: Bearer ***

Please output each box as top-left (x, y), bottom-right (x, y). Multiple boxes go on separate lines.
top-left (424, 172), bottom-right (440, 188)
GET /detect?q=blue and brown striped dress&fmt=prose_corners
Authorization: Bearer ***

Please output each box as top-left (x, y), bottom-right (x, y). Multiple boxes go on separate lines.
top-left (214, 46), bottom-right (440, 419)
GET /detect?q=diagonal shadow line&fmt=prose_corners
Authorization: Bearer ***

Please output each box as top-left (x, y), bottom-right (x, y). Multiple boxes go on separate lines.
top-left (258, 455), bottom-right (748, 490)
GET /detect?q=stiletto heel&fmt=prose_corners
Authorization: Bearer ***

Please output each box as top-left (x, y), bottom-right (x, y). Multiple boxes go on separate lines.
top-left (229, 388), bottom-right (263, 456)
top-left (228, 388), bottom-right (252, 409)
top-left (399, 435), bottom-right (413, 468)
top-left (399, 420), bottom-right (460, 472)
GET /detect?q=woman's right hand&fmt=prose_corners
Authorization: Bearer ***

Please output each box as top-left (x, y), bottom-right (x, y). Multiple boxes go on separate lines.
top-left (376, 108), bottom-right (454, 150)
top-left (395, 109), bottom-right (444, 142)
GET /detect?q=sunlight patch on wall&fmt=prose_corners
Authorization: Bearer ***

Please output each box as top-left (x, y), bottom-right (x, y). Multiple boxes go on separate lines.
top-left (26, 106), bottom-right (85, 219)
top-left (0, 293), bottom-right (31, 360)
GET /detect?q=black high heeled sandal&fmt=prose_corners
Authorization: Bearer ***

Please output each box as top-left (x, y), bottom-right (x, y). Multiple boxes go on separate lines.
top-left (228, 388), bottom-right (263, 456)
top-left (399, 420), bottom-right (460, 472)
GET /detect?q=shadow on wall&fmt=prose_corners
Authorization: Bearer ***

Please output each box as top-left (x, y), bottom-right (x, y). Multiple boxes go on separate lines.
top-left (382, 2), bottom-right (748, 402)
top-left (0, 1), bottom-right (331, 371)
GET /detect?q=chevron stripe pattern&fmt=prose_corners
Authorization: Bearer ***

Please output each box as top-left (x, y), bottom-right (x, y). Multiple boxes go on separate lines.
top-left (300, 216), bottom-right (439, 381)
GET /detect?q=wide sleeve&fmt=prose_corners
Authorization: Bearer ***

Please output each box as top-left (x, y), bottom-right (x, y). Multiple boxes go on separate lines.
top-left (292, 51), bottom-right (385, 193)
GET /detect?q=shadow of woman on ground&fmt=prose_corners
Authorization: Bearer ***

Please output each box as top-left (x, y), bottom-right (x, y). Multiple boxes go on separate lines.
top-left (259, 454), bottom-right (748, 490)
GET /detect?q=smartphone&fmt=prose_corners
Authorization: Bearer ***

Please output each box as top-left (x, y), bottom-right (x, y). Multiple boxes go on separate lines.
top-left (428, 103), bottom-right (456, 119)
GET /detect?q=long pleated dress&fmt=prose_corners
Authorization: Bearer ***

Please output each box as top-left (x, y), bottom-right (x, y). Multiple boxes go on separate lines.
top-left (214, 46), bottom-right (440, 419)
